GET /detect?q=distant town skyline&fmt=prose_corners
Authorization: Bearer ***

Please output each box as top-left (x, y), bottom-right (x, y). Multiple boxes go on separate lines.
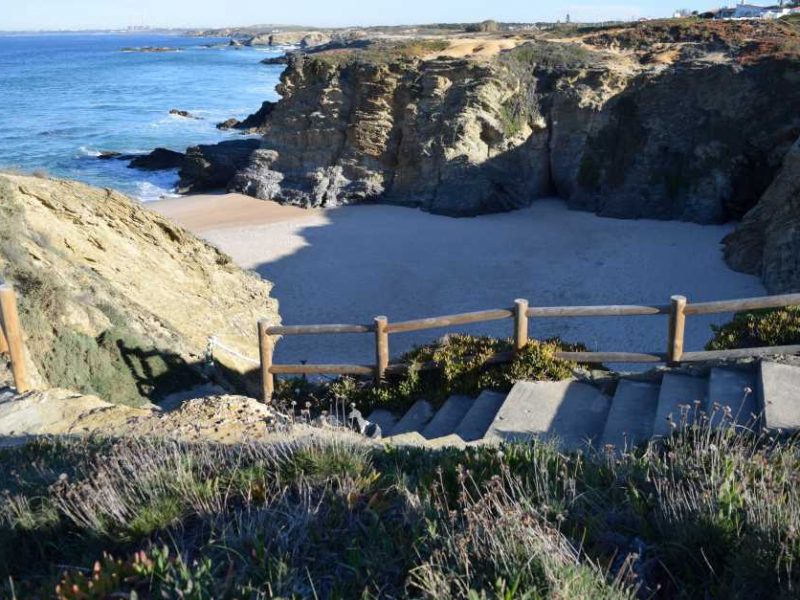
top-left (2, 0), bottom-right (717, 32)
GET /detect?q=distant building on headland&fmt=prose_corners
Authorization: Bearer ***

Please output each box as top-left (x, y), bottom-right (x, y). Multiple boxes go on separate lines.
top-left (708, 2), bottom-right (800, 20)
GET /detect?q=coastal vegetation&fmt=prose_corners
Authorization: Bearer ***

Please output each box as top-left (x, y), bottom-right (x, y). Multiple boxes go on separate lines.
top-left (307, 39), bottom-right (451, 67)
top-left (3, 417), bottom-right (800, 598)
top-left (707, 306), bottom-right (800, 351)
top-left (274, 335), bottom-right (585, 415)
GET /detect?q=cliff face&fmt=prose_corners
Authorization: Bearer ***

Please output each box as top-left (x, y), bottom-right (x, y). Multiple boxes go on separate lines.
top-left (0, 174), bottom-right (279, 405)
top-left (723, 137), bottom-right (800, 293)
top-left (227, 21), bottom-right (800, 224)
top-left (229, 48), bottom-right (605, 216)
top-left (230, 54), bottom-right (553, 215)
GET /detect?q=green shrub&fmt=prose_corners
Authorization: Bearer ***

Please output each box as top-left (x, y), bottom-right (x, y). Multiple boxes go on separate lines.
top-left (500, 41), bottom-right (601, 71)
top-left (275, 334), bottom-right (583, 416)
top-left (706, 306), bottom-right (800, 350)
top-left (311, 39), bottom-right (451, 67)
top-left (465, 20), bottom-right (500, 33)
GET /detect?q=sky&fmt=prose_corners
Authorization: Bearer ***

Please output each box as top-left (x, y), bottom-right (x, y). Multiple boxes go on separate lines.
top-left (1, 0), bottom-right (718, 31)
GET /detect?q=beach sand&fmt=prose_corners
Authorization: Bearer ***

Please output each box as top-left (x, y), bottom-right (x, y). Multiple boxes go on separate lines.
top-left (152, 193), bottom-right (765, 370)
top-left (151, 192), bottom-right (320, 232)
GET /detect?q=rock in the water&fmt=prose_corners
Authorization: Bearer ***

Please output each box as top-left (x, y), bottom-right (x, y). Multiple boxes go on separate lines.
top-left (169, 108), bottom-right (201, 119)
top-left (217, 118), bottom-right (240, 130)
top-left (261, 54), bottom-right (291, 65)
top-left (121, 46), bottom-right (179, 53)
top-left (178, 138), bottom-right (261, 193)
top-left (128, 147), bottom-right (186, 171)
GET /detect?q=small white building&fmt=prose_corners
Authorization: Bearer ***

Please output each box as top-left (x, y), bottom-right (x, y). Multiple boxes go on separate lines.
top-left (714, 3), bottom-right (799, 19)
top-left (733, 3), bottom-right (770, 18)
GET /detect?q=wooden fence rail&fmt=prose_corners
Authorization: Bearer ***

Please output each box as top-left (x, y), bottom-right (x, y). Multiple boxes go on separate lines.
top-left (0, 284), bottom-right (29, 393)
top-left (256, 292), bottom-right (800, 402)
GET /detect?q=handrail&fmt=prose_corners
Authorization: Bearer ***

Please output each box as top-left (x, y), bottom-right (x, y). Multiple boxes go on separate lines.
top-left (266, 323), bottom-right (374, 335)
top-left (255, 293), bottom-right (800, 402)
top-left (529, 304), bottom-right (670, 317)
top-left (387, 308), bottom-right (514, 334)
top-left (683, 293), bottom-right (800, 315)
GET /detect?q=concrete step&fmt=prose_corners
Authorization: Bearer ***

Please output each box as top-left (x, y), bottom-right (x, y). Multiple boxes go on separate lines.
top-left (759, 362), bottom-right (800, 432)
top-left (454, 391), bottom-right (507, 442)
top-left (601, 380), bottom-right (660, 450)
top-left (652, 374), bottom-right (708, 437)
top-left (484, 381), bottom-right (611, 450)
top-left (421, 395), bottom-right (473, 439)
top-left (422, 434), bottom-right (468, 449)
top-left (388, 400), bottom-right (435, 436)
top-left (383, 431), bottom-right (428, 446)
top-left (365, 408), bottom-right (399, 437)
top-left (708, 367), bottom-right (759, 429)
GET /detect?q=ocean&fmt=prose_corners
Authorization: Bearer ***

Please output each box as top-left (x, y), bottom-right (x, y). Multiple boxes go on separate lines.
top-left (0, 33), bottom-right (283, 200)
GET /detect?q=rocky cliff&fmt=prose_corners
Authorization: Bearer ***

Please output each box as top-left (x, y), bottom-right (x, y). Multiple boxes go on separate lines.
top-left (723, 137), bottom-right (800, 293)
top-left (0, 174), bottom-right (279, 406)
top-left (221, 20), bottom-right (800, 225)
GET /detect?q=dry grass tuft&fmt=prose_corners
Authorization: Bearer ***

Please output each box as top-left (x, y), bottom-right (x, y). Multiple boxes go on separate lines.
top-left (1, 419), bottom-right (800, 598)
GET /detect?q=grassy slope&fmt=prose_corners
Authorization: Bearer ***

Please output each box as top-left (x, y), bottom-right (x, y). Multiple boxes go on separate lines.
top-left (2, 416), bottom-right (799, 599)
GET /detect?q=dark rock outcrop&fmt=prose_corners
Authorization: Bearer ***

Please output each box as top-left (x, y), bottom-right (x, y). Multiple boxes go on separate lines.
top-left (724, 137), bottom-right (800, 293)
top-left (261, 55), bottom-right (291, 65)
top-left (128, 148), bottom-right (186, 171)
top-left (216, 101), bottom-right (276, 132)
top-left (177, 139), bottom-right (260, 193)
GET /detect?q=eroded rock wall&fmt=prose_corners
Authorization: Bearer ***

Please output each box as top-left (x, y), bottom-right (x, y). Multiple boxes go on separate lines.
top-left (229, 23), bottom-right (800, 224)
top-left (229, 54), bottom-right (555, 216)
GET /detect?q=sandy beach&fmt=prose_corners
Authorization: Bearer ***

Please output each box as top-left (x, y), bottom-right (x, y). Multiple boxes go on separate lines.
top-left (151, 192), bottom-right (321, 232)
top-left (152, 193), bottom-right (766, 369)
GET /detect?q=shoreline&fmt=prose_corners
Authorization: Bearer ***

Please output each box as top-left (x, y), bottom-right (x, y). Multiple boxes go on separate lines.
top-left (148, 192), bottom-right (321, 232)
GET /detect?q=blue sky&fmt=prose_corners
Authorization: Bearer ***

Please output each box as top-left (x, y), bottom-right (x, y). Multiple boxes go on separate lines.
top-left (2, 0), bottom-right (717, 31)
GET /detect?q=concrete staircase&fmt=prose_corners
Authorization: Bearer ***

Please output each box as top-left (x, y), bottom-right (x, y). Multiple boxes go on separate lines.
top-left (368, 361), bottom-right (800, 450)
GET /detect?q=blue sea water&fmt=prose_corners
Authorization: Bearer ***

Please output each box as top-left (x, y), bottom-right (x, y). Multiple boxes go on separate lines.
top-left (0, 33), bottom-right (283, 200)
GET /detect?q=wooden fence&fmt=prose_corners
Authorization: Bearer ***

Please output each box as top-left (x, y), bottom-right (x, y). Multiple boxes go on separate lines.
top-left (0, 284), bottom-right (29, 393)
top-left (257, 293), bottom-right (800, 402)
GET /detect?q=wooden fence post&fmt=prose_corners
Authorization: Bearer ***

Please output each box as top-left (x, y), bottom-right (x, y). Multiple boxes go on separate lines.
top-left (257, 320), bottom-right (274, 403)
top-left (667, 295), bottom-right (687, 364)
top-left (374, 316), bottom-right (389, 384)
top-left (513, 298), bottom-right (529, 352)
top-left (0, 313), bottom-right (8, 355)
top-left (0, 284), bottom-right (29, 393)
